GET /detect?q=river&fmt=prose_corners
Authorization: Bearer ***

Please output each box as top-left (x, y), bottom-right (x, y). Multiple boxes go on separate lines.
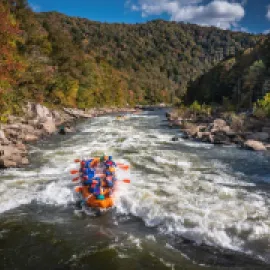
top-left (0, 110), bottom-right (269, 269)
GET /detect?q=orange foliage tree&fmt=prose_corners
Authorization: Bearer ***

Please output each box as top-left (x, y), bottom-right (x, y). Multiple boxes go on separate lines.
top-left (0, 2), bottom-right (21, 86)
top-left (0, 2), bottom-right (22, 114)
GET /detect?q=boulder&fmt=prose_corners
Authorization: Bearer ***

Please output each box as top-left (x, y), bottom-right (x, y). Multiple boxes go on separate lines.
top-left (0, 144), bottom-right (29, 168)
top-left (16, 143), bottom-right (27, 151)
top-left (21, 124), bottom-right (35, 134)
top-left (41, 119), bottom-right (56, 134)
top-left (0, 130), bottom-right (6, 140)
top-left (0, 139), bottom-right (10, 145)
top-left (34, 103), bottom-right (53, 120)
top-left (27, 119), bottom-right (39, 127)
top-left (24, 134), bottom-right (39, 142)
top-left (181, 123), bottom-right (199, 137)
top-left (24, 102), bottom-right (54, 121)
top-left (213, 119), bottom-right (227, 129)
top-left (52, 110), bottom-right (63, 124)
top-left (21, 157), bottom-right (29, 165)
top-left (197, 132), bottom-right (211, 142)
top-left (244, 140), bottom-right (267, 151)
top-left (4, 128), bottom-right (22, 139)
top-left (197, 125), bottom-right (208, 132)
top-left (63, 107), bottom-right (92, 118)
top-left (211, 131), bottom-right (231, 145)
top-left (0, 158), bottom-right (17, 168)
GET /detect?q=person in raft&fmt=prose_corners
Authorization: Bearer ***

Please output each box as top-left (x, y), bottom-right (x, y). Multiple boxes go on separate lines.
top-left (103, 156), bottom-right (118, 196)
top-left (79, 155), bottom-right (117, 200)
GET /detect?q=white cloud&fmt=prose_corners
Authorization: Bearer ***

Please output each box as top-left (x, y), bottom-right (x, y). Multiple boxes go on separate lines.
top-left (29, 2), bottom-right (41, 12)
top-left (267, 5), bottom-right (270, 20)
top-left (129, 0), bottom-right (245, 29)
top-left (264, 29), bottom-right (270, 34)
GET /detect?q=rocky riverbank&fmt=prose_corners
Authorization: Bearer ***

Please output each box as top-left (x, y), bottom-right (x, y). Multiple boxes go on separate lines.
top-left (166, 111), bottom-right (270, 151)
top-left (0, 103), bottom-right (137, 168)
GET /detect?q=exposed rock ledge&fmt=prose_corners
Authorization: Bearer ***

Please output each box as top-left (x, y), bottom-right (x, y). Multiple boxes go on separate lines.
top-left (0, 103), bottom-right (137, 168)
top-left (166, 112), bottom-right (270, 152)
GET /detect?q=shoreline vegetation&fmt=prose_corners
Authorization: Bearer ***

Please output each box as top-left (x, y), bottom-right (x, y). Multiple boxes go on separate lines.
top-left (166, 100), bottom-right (270, 151)
top-left (0, 103), bottom-right (139, 169)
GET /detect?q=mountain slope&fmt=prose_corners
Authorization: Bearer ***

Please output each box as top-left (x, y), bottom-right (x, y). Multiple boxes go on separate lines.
top-left (185, 35), bottom-right (270, 109)
top-left (37, 12), bottom-right (259, 100)
top-left (0, 0), bottom-right (261, 117)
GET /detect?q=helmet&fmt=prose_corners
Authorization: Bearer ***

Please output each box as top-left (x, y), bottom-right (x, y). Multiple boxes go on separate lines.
top-left (80, 161), bottom-right (86, 167)
top-left (109, 156), bottom-right (113, 160)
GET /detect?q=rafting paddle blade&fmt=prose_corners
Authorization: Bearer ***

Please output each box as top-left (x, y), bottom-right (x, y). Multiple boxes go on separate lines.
top-left (72, 177), bottom-right (80, 182)
top-left (122, 179), bottom-right (131, 183)
top-left (75, 186), bottom-right (82, 193)
top-left (70, 169), bottom-right (79, 175)
top-left (74, 159), bottom-right (81, 163)
top-left (118, 165), bottom-right (130, 170)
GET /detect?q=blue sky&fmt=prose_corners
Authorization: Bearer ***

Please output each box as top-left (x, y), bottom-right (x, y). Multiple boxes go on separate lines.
top-left (29, 0), bottom-right (270, 33)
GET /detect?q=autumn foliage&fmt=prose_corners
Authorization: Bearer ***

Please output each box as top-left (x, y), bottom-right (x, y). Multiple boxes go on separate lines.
top-left (0, 0), bottom-right (267, 116)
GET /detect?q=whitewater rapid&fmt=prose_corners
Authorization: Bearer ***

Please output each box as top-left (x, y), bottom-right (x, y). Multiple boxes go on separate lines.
top-left (0, 112), bottom-right (269, 262)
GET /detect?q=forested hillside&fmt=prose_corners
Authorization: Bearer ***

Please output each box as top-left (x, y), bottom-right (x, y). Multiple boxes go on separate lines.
top-left (38, 12), bottom-right (259, 103)
top-left (0, 0), bottom-right (263, 118)
top-left (185, 35), bottom-right (270, 109)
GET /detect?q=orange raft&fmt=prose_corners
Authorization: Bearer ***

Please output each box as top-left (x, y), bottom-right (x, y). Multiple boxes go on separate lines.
top-left (76, 186), bottom-right (114, 209)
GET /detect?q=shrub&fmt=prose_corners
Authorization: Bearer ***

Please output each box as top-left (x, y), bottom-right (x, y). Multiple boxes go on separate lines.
top-left (253, 93), bottom-right (270, 118)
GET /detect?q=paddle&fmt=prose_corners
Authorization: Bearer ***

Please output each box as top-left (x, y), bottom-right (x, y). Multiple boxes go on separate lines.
top-left (70, 169), bottom-right (79, 175)
top-left (75, 186), bottom-right (82, 192)
top-left (72, 176), bottom-right (80, 182)
top-left (122, 179), bottom-right (131, 183)
top-left (117, 164), bottom-right (130, 170)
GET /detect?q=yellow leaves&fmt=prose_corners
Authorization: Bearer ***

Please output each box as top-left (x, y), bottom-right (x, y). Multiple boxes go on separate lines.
top-left (254, 93), bottom-right (270, 118)
top-left (65, 79), bottom-right (79, 107)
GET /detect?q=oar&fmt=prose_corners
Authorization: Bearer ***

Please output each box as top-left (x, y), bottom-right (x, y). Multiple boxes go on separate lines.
top-left (117, 164), bottom-right (130, 170)
top-left (122, 179), bottom-right (130, 183)
top-left (70, 169), bottom-right (79, 174)
top-left (72, 176), bottom-right (80, 182)
top-left (75, 186), bottom-right (82, 192)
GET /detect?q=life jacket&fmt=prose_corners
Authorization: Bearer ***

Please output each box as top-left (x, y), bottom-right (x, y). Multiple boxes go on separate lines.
top-left (90, 157), bottom-right (100, 168)
top-left (105, 160), bottom-right (116, 167)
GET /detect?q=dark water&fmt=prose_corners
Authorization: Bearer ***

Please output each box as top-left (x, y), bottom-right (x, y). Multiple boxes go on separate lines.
top-left (0, 110), bottom-right (269, 270)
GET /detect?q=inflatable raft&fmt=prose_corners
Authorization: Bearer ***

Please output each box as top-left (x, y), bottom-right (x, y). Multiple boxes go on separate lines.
top-left (71, 156), bottom-right (130, 212)
top-left (75, 186), bottom-right (114, 209)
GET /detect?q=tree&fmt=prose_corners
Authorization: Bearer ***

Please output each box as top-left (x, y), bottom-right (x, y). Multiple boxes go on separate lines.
top-left (0, 2), bottom-right (21, 87)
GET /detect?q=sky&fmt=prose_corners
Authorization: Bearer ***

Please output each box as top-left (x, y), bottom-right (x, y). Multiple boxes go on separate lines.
top-left (29, 0), bottom-right (270, 34)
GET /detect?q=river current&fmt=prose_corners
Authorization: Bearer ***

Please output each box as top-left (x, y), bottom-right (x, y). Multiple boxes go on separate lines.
top-left (0, 110), bottom-right (269, 269)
